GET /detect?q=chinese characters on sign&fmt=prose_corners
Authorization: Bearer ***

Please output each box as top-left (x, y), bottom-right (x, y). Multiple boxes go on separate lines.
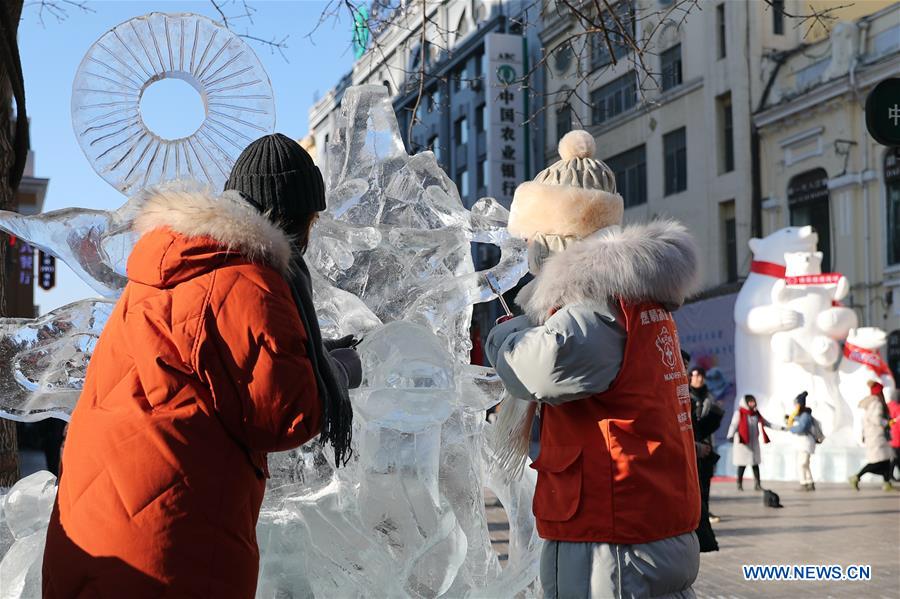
top-left (17, 241), bottom-right (34, 287)
top-left (39, 250), bottom-right (56, 291)
top-left (485, 34), bottom-right (525, 207)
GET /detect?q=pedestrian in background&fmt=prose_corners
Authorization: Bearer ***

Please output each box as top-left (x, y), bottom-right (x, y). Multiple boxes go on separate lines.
top-left (850, 381), bottom-right (895, 491)
top-left (689, 366), bottom-right (724, 551)
top-left (888, 389), bottom-right (900, 481)
top-left (786, 391), bottom-right (817, 491)
top-left (727, 395), bottom-right (783, 491)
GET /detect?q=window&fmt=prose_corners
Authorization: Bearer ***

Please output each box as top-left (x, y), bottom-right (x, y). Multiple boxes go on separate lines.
top-left (428, 135), bottom-right (440, 163)
top-left (553, 43), bottom-right (573, 74)
top-left (455, 115), bottom-right (468, 145)
top-left (476, 103), bottom-right (486, 133)
top-left (718, 92), bottom-right (734, 173)
top-left (720, 200), bottom-right (737, 282)
top-left (457, 13), bottom-right (470, 39)
top-left (661, 44), bottom-right (682, 91)
top-left (457, 167), bottom-right (470, 198)
top-left (885, 148), bottom-right (900, 265)
top-left (477, 155), bottom-right (488, 190)
top-left (788, 168), bottom-right (831, 271)
top-left (556, 103), bottom-right (572, 141)
top-left (716, 4), bottom-right (726, 59)
top-left (455, 61), bottom-right (468, 92)
top-left (772, 0), bottom-right (785, 35)
top-left (591, 72), bottom-right (638, 125)
top-left (606, 145), bottom-right (647, 208)
top-left (428, 87), bottom-right (442, 113)
top-left (590, 1), bottom-right (635, 70)
top-left (663, 127), bottom-right (687, 195)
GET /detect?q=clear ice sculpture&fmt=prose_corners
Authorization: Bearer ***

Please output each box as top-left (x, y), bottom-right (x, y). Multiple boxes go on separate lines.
top-left (0, 472), bottom-right (57, 598)
top-left (252, 85), bottom-right (538, 598)
top-left (1, 35), bottom-right (539, 594)
top-left (0, 300), bottom-right (113, 422)
top-left (0, 198), bottom-right (141, 298)
top-left (71, 12), bottom-right (276, 194)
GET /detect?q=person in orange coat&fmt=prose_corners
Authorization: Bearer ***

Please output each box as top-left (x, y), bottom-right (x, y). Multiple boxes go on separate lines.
top-left (42, 134), bottom-right (360, 598)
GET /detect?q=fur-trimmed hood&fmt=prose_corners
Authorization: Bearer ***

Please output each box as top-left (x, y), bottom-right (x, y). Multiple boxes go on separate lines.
top-left (132, 184), bottom-right (293, 278)
top-left (516, 220), bottom-right (700, 323)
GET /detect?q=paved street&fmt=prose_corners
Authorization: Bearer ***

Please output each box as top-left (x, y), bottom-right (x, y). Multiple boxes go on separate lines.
top-left (694, 478), bottom-right (900, 599)
top-left (487, 479), bottom-right (900, 598)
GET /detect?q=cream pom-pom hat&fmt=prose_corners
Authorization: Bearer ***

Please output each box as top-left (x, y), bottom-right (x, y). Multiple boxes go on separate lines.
top-left (508, 130), bottom-right (624, 240)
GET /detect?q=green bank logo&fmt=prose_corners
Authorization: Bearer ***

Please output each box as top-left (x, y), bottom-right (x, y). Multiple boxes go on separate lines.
top-left (496, 65), bottom-right (516, 85)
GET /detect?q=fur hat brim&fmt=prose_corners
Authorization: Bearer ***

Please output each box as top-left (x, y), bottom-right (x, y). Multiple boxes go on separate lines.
top-left (508, 181), bottom-right (624, 239)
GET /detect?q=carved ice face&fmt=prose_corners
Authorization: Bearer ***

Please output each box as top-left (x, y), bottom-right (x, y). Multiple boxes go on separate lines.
top-left (748, 226), bottom-right (819, 264)
top-left (783, 251), bottom-right (823, 276)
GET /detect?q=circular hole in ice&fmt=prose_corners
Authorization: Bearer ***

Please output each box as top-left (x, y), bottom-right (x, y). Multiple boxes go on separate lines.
top-left (139, 76), bottom-right (206, 141)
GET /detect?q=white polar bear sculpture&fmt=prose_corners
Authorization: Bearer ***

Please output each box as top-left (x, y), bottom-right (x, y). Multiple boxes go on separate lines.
top-left (771, 251), bottom-right (856, 367)
top-left (734, 226), bottom-right (818, 410)
top-left (838, 327), bottom-right (897, 444)
top-left (767, 250), bottom-right (858, 433)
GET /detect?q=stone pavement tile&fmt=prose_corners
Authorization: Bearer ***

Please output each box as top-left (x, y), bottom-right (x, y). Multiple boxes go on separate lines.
top-left (694, 480), bottom-right (900, 599)
top-left (486, 479), bottom-right (899, 595)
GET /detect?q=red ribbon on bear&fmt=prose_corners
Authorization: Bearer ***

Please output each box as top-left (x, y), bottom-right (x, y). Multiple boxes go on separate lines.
top-left (750, 260), bottom-right (844, 286)
top-left (843, 342), bottom-right (892, 379)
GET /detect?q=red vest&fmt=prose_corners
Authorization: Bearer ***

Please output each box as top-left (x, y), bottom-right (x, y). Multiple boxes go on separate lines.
top-left (531, 301), bottom-right (700, 544)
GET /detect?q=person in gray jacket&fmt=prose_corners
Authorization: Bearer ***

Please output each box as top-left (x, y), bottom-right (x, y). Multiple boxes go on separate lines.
top-left (486, 130), bottom-right (702, 599)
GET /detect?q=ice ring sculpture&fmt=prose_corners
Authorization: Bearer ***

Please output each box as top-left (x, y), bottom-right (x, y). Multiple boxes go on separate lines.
top-left (71, 12), bottom-right (276, 194)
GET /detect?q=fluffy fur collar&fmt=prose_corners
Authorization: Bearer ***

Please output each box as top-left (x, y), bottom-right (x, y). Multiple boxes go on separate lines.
top-left (133, 184), bottom-right (293, 273)
top-left (517, 220), bottom-right (700, 323)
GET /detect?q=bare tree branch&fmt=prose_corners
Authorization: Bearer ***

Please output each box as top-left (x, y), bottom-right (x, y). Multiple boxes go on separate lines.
top-left (407, 0), bottom-right (428, 144)
top-left (24, 0), bottom-right (92, 27)
top-left (209, 0), bottom-right (289, 60)
top-left (300, 0), bottom-right (853, 141)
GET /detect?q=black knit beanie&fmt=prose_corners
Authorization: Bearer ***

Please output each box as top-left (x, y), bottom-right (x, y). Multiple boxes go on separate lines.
top-left (224, 133), bottom-right (325, 228)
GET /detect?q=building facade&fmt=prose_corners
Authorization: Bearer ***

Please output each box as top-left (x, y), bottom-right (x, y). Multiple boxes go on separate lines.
top-left (309, 0), bottom-right (546, 343)
top-left (540, 0), bottom-right (894, 294)
top-left (755, 3), bottom-right (900, 336)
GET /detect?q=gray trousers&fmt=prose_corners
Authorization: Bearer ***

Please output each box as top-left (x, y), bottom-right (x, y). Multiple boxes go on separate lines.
top-left (539, 532), bottom-right (700, 599)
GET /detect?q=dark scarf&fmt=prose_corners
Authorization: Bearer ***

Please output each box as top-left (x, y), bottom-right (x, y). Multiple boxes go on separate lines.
top-left (286, 256), bottom-right (354, 466)
top-left (738, 407), bottom-right (770, 446)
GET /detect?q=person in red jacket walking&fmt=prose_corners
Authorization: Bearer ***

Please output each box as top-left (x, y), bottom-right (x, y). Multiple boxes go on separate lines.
top-left (486, 131), bottom-right (701, 598)
top-left (889, 389), bottom-right (900, 481)
top-left (42, 135), bottom-right (360, 598)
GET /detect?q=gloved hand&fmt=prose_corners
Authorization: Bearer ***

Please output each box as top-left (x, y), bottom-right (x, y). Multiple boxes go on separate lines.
top-left (485, 315), bottom-right (533, 367)
top-left (330, 347), bottom-right (362, 389)
top-left (324, 334), bottom-right (359, 352)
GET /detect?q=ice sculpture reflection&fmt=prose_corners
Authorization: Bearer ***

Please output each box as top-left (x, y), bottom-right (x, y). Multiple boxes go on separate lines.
top-left (0, 81), bottom-right (539, 596)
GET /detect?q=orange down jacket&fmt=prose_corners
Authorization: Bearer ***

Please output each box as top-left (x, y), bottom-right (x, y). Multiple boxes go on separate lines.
top-left (42, 188), bottom-right (323, 598)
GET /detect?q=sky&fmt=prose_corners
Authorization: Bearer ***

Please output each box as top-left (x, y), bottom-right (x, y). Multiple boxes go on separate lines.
top-left (18, 0), bottom-right (357, 313)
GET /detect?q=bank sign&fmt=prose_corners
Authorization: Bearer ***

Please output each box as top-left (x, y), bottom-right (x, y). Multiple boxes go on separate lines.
top-left (485, 33), bottom-right (525, 208)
